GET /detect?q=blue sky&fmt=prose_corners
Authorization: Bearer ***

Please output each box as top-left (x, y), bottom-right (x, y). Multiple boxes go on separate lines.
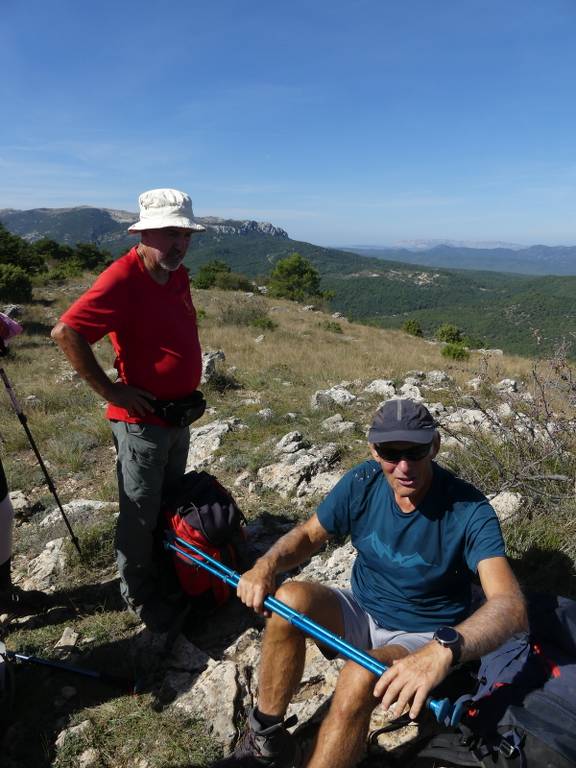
top-left (2, 0), bottom-right (576, 246)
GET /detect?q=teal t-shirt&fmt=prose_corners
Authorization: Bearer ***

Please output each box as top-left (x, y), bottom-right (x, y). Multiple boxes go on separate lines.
top-left (316, 460), bottom-right (506, 632)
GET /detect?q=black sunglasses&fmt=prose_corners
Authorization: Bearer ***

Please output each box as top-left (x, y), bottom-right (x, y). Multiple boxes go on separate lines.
top-left (374, 443), bottom-right (432, 463)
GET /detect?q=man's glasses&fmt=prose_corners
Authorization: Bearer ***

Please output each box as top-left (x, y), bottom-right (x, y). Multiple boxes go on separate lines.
top-left (374, 443), bottom-right (432, 463)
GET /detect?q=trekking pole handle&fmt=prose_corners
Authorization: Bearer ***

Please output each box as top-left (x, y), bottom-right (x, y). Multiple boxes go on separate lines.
top-left (166, 536), bottom-right (455, 725)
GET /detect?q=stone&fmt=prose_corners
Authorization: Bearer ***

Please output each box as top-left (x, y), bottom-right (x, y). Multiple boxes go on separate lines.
top-left (321, 414), bottom-right (356, 434)
top-left (55, 719), bottom-right (91, 748)
top-left (398, 383), bottom-right (424, 401)
top-left (55, 627), bottom-right (80, 649)
top-left (424, 370), bottom-right (452, 387)
top-left (363, 380), bottom-right (396, 397)
top-left (186, 418), bottom-right (244, 471)
top-left (496, 378), bottom-right (518, 394)
top-left (257, 408), bottom-right (274, 421)
top-left (8, 490), bottom-right (28, 514)
top-left (254, 335), bottom-right (265, 343)
top-left (275, 431), bottom-right (309, 454)
top-left (201, 350), bottom-right (226, 384)
top-left (311, 386), bottom-right (356, 409)
top-left (258, 444), bottom-right (340, 498)
top-left (40, 499), bottom-right (116, 527)
top-left (78, 748), bottom-right (99, 768)
top-left (22, 538), bottom-right (66, 591)
top-left (466, 377), bottom-right (483, 391)
top-left (488, 491), bottom-right (523, 522)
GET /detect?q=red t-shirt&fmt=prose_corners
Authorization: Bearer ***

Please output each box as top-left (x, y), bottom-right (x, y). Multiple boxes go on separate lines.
top-left (60, 247), bottom-right (202, 425)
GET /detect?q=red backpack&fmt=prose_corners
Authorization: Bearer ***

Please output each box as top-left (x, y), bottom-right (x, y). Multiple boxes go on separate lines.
top-left (164, 471), bottom-right (251, 606)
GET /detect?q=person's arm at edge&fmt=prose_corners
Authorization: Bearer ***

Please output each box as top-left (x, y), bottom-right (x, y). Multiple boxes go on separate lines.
top-left (374, 556), bottom-right (527, 718)
top-left (237, 513), bottom-right (331, 614)
top-left (50, 321), bottom-right (154, 417)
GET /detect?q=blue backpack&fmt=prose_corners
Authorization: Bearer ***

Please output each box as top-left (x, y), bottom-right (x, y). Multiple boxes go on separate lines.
top-left (416, 594), bottom-right (576, 768)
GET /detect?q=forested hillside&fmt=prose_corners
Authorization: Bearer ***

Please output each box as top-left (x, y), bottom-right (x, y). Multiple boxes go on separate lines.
top-left (2, 207), bottom-right (575, 358)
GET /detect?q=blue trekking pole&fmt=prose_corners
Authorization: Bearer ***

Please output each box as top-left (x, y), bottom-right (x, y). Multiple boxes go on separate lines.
top-left (165, 534), bottom-right (462, 725)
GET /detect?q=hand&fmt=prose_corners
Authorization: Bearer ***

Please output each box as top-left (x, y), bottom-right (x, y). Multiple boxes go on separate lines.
top-left (373, 641), bottom-right (452, 720)
top-left (106, 382), bottom-right (156, 417)
top-left (237, 558), bottom-right (277, 616)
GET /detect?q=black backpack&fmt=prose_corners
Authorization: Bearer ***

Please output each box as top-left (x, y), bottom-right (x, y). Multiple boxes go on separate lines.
top-left (163, 471), bottom-right (253, 608)
top-left (416, 594), bottom-right (576, 768)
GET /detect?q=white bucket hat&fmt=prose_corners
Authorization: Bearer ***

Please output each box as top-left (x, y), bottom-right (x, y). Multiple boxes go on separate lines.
top-left (128, 188), bottom-right (206, 232)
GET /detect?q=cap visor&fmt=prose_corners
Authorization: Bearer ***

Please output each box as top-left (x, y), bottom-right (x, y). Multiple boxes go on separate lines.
top-left (368, 429), bottom-right (436, 444)
top-left (127, 220), bottom-right (206, 233)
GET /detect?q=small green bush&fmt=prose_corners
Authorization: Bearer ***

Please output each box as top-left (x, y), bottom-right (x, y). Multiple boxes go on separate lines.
top-left (436, 323), bottom-right (463, 343)
top-left (441, 342), bottom-right (470, 360)
top-left (219, 298), bottom-right (272, 327)
top-left (251, 316), bottom-right (277, 331)
top-left (214, 271), bottom-right (254, 292)
top-left (0, 263), bottom-right (33, 301)
top-left (193, 259), bottom-right (231, 289)
top-left (319, 320), bottom-right (343, 334)
top-left (402, 319), bottom-right (423, 337)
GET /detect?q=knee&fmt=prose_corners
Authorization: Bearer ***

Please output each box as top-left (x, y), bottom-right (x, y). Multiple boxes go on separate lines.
top-left (330, 662), bottom-right (378, 720)
top-left (275, 581), bottom-right (314, 613)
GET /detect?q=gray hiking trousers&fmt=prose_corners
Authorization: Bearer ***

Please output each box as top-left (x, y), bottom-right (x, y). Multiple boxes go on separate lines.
top-left (110, 420), bottom-right (190, 629)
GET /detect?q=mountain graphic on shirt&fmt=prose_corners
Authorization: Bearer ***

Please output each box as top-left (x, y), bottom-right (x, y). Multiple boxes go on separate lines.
top-left (360, 531), bottom-right (433, 568)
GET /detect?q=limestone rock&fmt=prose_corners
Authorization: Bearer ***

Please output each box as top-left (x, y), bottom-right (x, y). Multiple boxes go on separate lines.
top-left (311, 386), bottom-right (356, 409)
top-left (496, 378), bottom-right (518, 394)
top-left (22, 538), bottom-right (66, 591)
top-left (258, 444), bottom-right (340, 498)
top-left (55, 627), bottom-right (80, 650)
top-left (186, 418), bottom-right (244, 471)
top-left (40, 499), bottom-right (117, 528)
top-left (424, 370), bottom-right (452, 388)
top-left (363, 380), bottom-right (396, 398)
top-left (321, 414), bottom-right (356, 434)
top-left (201, 350), bottom-right (226, 384)
top-left (55, 719), bottom-right (91, 748)
top-left (489, 491), bottom-right (523, 522)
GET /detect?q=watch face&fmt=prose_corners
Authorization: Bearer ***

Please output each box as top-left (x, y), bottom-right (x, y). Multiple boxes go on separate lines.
top-left (435, 626), bottom-right (459, 645)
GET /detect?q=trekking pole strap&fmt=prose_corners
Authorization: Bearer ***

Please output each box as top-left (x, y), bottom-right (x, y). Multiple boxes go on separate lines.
top-left (166, 535), bottom-right (455, 724)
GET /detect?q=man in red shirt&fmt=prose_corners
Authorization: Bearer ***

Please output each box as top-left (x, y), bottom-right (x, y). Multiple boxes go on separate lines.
top-left (51, 188), bottom-right (205, 632)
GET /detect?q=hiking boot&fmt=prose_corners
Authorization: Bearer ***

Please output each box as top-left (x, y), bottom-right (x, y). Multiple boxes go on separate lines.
top-left (0, 585), bottom-right (49, 616)
top-left (211, 709), bottom-right (301, 768)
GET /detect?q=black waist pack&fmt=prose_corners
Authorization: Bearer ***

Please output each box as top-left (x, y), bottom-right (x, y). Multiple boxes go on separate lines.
top-left (153, 390), bottom-right (206, 428)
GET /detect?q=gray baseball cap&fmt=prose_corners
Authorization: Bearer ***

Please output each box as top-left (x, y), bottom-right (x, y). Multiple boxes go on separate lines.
top-left (368, 399), bottom-right (437, 444)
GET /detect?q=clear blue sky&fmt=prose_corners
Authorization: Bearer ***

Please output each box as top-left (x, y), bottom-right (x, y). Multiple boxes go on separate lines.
top-left (2, 0), bottom-right (576, 246)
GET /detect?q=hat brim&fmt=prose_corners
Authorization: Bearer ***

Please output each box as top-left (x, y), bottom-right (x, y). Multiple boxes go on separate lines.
top-left (368, 428), bottom-right (437, 444)
top-left (128, 217), bottom-right (206, 233)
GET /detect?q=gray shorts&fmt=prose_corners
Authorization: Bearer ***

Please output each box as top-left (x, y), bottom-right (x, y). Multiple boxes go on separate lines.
top-left (330, 588), bottom-right (433, 654)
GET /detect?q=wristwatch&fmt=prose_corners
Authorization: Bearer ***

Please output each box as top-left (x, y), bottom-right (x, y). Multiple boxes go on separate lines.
top-left (433, 626), bottom-right (463, 666)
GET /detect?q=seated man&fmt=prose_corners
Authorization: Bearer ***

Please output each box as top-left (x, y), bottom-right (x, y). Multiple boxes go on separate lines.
top-left (214, 398), bottom-right (527, 768)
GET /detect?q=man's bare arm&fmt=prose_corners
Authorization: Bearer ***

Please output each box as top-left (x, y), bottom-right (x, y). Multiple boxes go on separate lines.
top-left (237, 513), bottom-right (331, 614)
top-left (374, 556), bottom-right (527, 719)
top-left (456, 556), bottom-right (527, 661)
top-left (51, 322), bottom-right (154, 416)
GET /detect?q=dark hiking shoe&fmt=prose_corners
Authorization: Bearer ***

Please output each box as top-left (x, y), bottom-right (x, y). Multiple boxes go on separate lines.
top-left (0, 585), bottom-right (49, 616)
top-left (211, 709), bottom-right (301, 768)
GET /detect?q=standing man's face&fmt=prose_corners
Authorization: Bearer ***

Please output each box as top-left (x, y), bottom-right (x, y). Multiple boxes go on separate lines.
top-left (141, 227), bottom-right (193, 272)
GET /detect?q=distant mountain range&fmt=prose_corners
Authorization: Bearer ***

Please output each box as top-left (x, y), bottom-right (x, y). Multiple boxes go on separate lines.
top-left (345, 243), bottom-right (576, 276)
top-left (2, 205), bottom-right (575, 358)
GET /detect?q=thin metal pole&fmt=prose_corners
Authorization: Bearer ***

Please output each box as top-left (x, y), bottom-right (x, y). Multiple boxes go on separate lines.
top-left (165, 535), bottom-right (456, 724)
top-left (0, 366), bottom-right (81, 555)
top-left (5, 651), bottom-right (134, 690)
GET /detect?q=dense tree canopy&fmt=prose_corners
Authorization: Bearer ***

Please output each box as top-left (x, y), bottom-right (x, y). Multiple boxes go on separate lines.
top-left (267, 252), bottom-right (323, 301)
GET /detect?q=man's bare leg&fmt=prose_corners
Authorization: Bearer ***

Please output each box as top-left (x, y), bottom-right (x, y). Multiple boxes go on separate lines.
top-left (307, 645), bottom-right (409, 768)
top-left (256, 581), bottom-right (345, 717)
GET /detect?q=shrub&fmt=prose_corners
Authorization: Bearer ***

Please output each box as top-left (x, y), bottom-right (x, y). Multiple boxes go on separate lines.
top-left (193, 260), bottom-right (231, 289)
top-left (251, 316), bottom-right (277, 331)
top-left (441, 342), bottom-right (470, 361)
top-left (218, 297), bottom-right (272, 327)
top-left (402, 319), bottom-right (423, 337)
top-left (319, 320), bottom-right (343, 334)
top-left (436, 323), bottom-right (463, 343)
top-left (214, 271), bottom-right (254, 292)
top-left (0, 263), bottom-right (33, 301)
